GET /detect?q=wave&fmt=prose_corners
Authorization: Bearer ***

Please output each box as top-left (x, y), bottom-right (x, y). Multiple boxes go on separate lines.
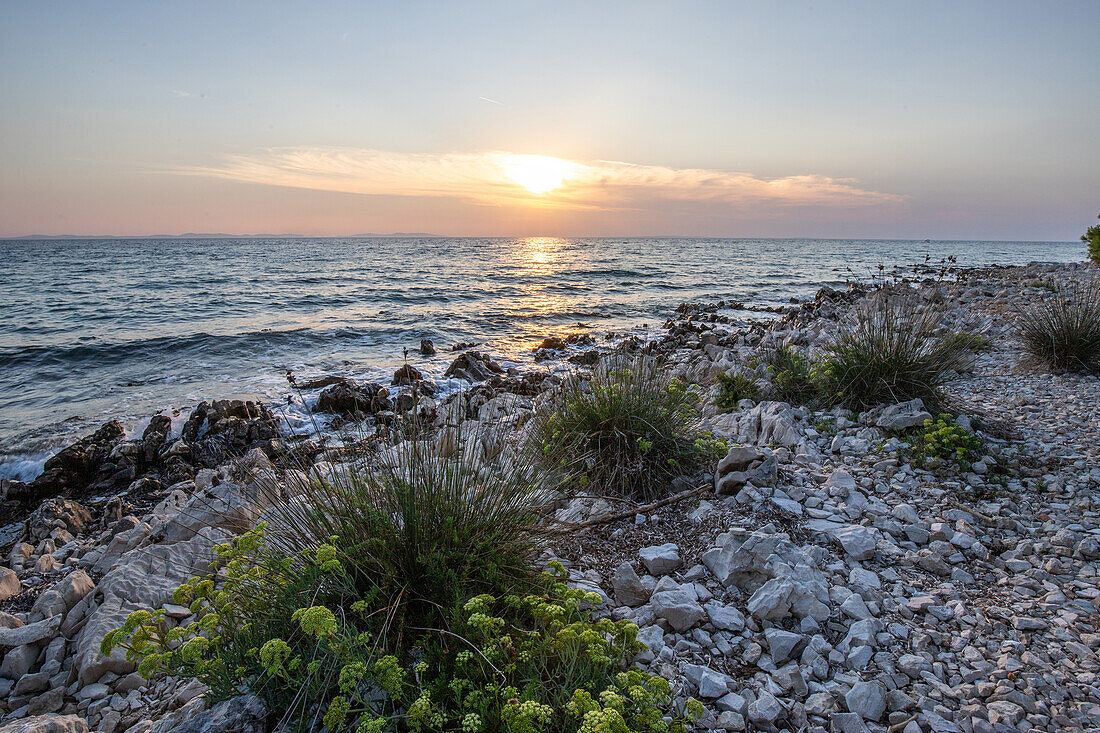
top-left (0, 325), bottom-right (415, 372)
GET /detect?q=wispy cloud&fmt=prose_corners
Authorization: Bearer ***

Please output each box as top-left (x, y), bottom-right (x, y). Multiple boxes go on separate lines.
top-left (184, 147), bottom-right (903, 212)
top-left (170, 89), bottom-right (201, 98)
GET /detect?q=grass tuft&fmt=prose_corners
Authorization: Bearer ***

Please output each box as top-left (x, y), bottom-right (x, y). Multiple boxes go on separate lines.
top-left (530, 356), bottom-right (702, 500)
top-left (1017, 278), bottom-right (1100, 374)
top-left (817, 293), bottom-right (977, 410)
top-left (761, 345), bottom-right (817, 404)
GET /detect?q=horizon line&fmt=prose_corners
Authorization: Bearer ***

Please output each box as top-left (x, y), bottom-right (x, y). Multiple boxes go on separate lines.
top-left (2, 233), bottom-right (1079, 244)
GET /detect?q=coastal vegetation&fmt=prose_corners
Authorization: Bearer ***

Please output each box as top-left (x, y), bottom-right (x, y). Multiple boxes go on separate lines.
top-left (909, 413), bottom-right (984, 466)
top-left (1083, 214), bottom-right (1100, 263)
top-left (531, 357), bottom-right (722, 501)
top-left (102, 422), bottom-right (699, 733)
top-left (761, 346), bottom-right (817, 404)
top-left (1018, 278), bottom-right (1100, 373)
top-left (815, 294), bottom-right (977, 409)
top-left (713, 371), bottom-right (759, 409)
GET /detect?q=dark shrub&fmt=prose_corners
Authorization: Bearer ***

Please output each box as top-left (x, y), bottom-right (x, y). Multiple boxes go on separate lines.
top-left (1018, 278), bottom-right (1100, 373)
top-left (530, 356), bottom-right (703, 500)
top-left (761, 345), bottom-right (817, 404)
top-left (1082, 214), bottom-right (1100, 263)
top-left (817, 293), bottom-right (977, 409)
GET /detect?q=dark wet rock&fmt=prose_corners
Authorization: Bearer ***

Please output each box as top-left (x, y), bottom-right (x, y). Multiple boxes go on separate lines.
top-left (293, 375), bottom-right (346, 390)
top-left (568, 349), bottom-right (600, 366)
top-left (443, 351), bottom-right (503, 382)
top-left (141, 415), bottom-right (172, 457)
top-left (450, 341), bottom-right (478, 351)
top-left (316, 380), bottom-right (391, 417)
top-left (393, 364), bottom-right (423, 386)
top-left (3, 421), bottom-right (125, 504)
top-left (182, 400), bottom-right (281, 468)
top-left (533, 334), bottom-right (597, 361)
top-left (419, 339), bottom-right (436, 356)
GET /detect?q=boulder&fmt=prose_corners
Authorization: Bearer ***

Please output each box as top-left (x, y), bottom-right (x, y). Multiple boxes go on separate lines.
top-left (0, 715), bottom-right (89, 733)
top-left (638, 544), bottom-right (681, 575)
top-left (443, 351), bottom-right (503, 382)
top-left (701, 528), bottom-right (830, 621)
top-left (0, 567), bottom-right (19, 601)
top-left (845, 680), bottom-right (887, 722)
top-left (392, 364), bottom-right (423, 386)
top-left (315, 381), bottom-right (390, 417)
top-left (30, 570), bottom-right (96, 622)
top-left (4, 421), bottom-right (124, 502)
top-left (74, 526), bottom-right (233, 684)
top-left (610, 563), bottom-right (649, 607)
top-left (873, 399), bottom-right (932, 431)
top-left (0, 614), bottom-right (61, 647)
top-left (649, 586), bottom-right (706, 632)
top-left (161, 695), bottom-right (266, 733)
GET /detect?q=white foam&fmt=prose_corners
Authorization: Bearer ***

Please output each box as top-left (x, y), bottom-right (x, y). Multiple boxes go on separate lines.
top-left (0, 450), bottom-right (54, 482)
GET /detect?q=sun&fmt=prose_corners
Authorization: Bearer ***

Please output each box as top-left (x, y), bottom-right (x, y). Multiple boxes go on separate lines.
top-left (501, 154), bottom-right (579, 194)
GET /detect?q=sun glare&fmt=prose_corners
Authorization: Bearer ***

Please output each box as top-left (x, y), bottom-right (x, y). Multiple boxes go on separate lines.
top-left (501, 155), bottom-right (578, 194)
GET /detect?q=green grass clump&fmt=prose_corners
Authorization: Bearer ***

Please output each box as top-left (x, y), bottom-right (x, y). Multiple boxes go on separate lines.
top-left (1018, 279), bottom-right (1100, 374)
top-left (1082, 215), bottom-right (1100, 263)
top-left (101, 418), bottom-right (699, 732)
top-left (531, 357), bottom-right (704, 500)
top-left (910, 414), bottom-right (983, 465)
top-left (714, 371), bottom-right (759, 409)
top-left (816, 294), bottom-right (977, 410)
top-left (762, 345), bottom-right (818, 404)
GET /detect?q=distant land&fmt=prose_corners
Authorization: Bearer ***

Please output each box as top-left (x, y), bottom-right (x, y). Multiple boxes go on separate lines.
top-left (8, 232), bottom-right (442, 240)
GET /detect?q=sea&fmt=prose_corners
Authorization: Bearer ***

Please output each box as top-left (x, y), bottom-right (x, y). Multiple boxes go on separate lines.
top-left (0, 236), bottom-right (1081, 481)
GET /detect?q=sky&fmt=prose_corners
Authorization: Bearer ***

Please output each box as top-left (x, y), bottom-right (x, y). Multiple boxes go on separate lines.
top-left (1, 1), bottom-right (1098, 240)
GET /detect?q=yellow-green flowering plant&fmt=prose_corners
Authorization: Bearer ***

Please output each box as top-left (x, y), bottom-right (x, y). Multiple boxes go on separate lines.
top-left (102, 416), bottom-right (699, 733)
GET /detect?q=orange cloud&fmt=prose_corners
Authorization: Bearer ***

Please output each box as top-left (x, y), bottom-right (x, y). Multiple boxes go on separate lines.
top-left (185, 147), bottom-right (903, 212)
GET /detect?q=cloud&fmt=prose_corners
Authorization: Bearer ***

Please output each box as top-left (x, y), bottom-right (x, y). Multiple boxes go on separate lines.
top-left (183, 147), bottom-right (903, 212)
top-left (170, 89), bottom-right (195, 98)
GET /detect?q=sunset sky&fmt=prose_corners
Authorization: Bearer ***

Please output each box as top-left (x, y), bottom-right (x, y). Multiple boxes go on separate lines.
top-left (1, 1), bottom-right (1098, 240)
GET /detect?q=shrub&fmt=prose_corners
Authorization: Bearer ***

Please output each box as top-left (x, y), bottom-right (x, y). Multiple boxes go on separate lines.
top-left (714, 371), bottom-right (759, 409)
top-left (103, 542), bottom-right (698, 733)
top-left (761, 346), bottom-right (817, 404)
top-left (1017, 278), bottom-right (1100, 374)
top-left (1082, 214), bottom-right (1100, 263)
top-left (817, 293), bottom-right (977, 409)
top-left (910, 414), bottom-right (983, 465)
top-left (530, 357), bottom-right (703, 500)
top-left (102, 420), bottom-right (699, 732)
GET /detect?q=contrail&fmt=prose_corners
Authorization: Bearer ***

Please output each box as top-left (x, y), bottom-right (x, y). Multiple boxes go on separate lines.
top-left (478, 96), bottom-right (505, 106)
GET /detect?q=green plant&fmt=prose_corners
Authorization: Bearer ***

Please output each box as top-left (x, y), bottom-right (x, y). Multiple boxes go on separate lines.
top-left (104, 541), bottom-right (699, 733)
top-left (1082, 214), bottom-right (1100, 263)
top-left (531, 357), bottom-right (704, 500)
top-left (1017, 278), bottom-right (1100, 374)
top-left (101, 417), bottom-right (699, 733)
top-left (946, 332), bottom-right (993, 353)
top-left (761, 346), bottom-right (817, 404)
top-left (817, 293), bottom-right (977, 409)
top-left (713, 371), bottom-right (759, 409)
top-left (910, 414), bottom-right (983, 465)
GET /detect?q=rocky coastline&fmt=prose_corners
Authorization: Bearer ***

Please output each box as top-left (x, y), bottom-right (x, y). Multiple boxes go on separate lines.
top-left (0, 261), bottom-right (1097, 733)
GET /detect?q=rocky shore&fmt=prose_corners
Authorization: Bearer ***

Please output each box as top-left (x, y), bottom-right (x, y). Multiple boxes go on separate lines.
top-left (0, 262), bottom-right (1097, 733)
